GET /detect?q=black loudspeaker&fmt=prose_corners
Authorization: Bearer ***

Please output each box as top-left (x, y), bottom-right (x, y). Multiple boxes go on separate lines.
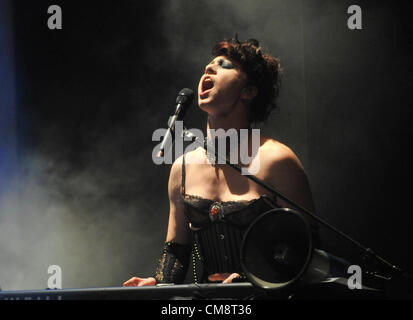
top-left (240, 208), bottom-right (344, 290)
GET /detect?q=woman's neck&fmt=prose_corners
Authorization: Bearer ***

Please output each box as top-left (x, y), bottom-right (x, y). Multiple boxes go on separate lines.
top-left (206, 114), bottom-right (250, 139)
top-left (205, 114), bottom-right (253, 166)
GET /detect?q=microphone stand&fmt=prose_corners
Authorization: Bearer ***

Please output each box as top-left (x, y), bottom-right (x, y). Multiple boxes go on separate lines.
top-left (182, 128), bottom-right (408, 284)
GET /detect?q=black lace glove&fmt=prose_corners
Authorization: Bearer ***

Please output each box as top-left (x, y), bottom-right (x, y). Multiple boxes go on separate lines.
top-left (154, 242), bottom-right (191, 284)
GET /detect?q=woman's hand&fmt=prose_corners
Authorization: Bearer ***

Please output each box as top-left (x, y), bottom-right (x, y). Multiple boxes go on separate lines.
top-left (123, 276), bottom-right (156, 287)
top-left (208, 273), bottom-right (240, 284)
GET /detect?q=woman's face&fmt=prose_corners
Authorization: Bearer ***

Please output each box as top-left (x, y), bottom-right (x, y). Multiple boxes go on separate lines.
top-left (198, 56), bottom-right (248, 116)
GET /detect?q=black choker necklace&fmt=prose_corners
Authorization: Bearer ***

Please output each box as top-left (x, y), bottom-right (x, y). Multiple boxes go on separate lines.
top-left (203, 136), bottom-right (240, 167)
top-left (203, 129), bottom-right (252, 167)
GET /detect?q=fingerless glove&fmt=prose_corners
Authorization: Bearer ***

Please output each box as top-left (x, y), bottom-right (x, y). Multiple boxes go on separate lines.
top-left (154, 242), bottom-right (191, 284)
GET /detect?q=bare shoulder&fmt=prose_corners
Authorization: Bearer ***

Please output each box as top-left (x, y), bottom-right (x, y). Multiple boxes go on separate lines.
top-left (169, 147), bottom-right (204, 187)
top-left (169, 154), bottom-right (182, 181)
top-left (258, 136), bottom-right (315, 212)
top-left (259, 136), bottom-right (304, 170)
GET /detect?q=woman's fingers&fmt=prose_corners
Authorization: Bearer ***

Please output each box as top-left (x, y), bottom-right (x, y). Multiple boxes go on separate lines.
top-left (124, 274), bottom-right (241, 287)
top-left (138, 277), bottom-right (156, 286)
top-left (222, 273), bottom-right (240, 284)
top-left (123, 276), bottom-right (156, 287)
top-left (208, 273), bottom-right (240, 283)
top-left (123, 276), bottom-right (143, 287)
top-left (208, 273), bottom-right (229, 282)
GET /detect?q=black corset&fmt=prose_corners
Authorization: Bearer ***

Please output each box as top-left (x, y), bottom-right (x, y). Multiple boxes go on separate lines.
top-left (181, 154), bottom-right (279, 279)
top-left (182, 193), bottom-right (278, 276)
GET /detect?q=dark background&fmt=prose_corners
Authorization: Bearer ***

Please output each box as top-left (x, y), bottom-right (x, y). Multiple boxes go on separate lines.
top-left (0, 0), bottom-right (411, 297)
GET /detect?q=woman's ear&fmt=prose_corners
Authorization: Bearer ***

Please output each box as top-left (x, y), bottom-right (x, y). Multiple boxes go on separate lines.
top-left (241, 86), bottom-right (258, 100)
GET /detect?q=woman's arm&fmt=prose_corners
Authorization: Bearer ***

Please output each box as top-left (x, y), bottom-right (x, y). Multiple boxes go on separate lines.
top-left (123, 156), bottom-right (191, 286)
top-left (165, 155), bottom-right (191, 244)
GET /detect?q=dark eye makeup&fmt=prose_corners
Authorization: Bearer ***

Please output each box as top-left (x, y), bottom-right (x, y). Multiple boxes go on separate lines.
top-left (218, 58), bottom-right (235, 69)
top-left (207, 57), bottom-right (235, 70)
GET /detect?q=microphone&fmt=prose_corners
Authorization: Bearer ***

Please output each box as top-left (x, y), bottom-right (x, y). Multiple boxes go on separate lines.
top-left (156, 88), bottom-right (194, 158)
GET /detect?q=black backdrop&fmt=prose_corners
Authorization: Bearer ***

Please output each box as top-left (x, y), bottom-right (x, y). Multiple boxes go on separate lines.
top-left (1, 0), bottom-right (411, 296)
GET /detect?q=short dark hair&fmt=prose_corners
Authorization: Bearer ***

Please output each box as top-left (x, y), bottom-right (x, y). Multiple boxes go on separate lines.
top-left (212, 38), bottom-right (282, 124)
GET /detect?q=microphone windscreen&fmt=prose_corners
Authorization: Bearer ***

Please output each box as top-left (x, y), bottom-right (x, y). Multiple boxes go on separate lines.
top-left (176, 88), bottom-right (194, 105)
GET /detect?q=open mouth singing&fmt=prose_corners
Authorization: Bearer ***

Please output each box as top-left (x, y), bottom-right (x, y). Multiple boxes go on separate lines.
top-left (200, 76), bottom-right (214, 98)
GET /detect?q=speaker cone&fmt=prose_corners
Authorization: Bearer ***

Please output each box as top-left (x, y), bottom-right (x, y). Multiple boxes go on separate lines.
top-left (240, 208), bottom-right (313, 289)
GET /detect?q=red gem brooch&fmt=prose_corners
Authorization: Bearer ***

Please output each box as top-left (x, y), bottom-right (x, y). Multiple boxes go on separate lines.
top-left (209, 203), bottom-right (223, 222)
